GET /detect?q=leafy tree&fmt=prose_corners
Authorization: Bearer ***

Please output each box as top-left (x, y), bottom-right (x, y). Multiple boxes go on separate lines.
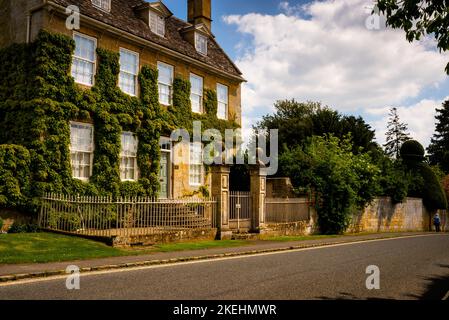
top-left (428, 100), bottom-right (449, 173)
top-left (384, 107), bottom-right (410, 158)
top-left (370, 146), bottom-right (410, 203)
top-left (376, 0), bottom-right (449, 74)
top-left (341, 115), bottom-right (378, 154)
top-left (258, 100), bottom-right (376, 154)
top-left (280, 135), bottom-right (380, 234)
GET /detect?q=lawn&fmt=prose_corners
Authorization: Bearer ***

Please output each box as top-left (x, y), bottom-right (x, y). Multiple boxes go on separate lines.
top-left (0, 232), bottom-right (251, 264)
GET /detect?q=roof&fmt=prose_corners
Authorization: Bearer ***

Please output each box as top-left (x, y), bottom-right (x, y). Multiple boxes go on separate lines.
top-left (49, 0), bottom-right (243, 79)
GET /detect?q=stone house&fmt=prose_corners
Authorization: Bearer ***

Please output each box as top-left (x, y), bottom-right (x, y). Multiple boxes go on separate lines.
top-left (0, 0), bottom-right (245, 202)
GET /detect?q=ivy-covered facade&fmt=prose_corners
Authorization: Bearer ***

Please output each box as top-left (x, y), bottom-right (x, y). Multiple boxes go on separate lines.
top-left (0, 0), bottom-right (244, 214)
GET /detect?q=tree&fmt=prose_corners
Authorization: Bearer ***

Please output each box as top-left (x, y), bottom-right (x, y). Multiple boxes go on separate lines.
top-left (384, 107), bottom-right (410, 159)
top-left (370, 145), bottom-right (410, 204)
top-left (258, 100), bottom-right (376, 154)
top-left (280, 135), bottom-right (380, 234)
top-left (428, 100), bottom-right (449, 173)
top-left (376, 0), bottom-right (449, 74)
top-left (309, 135), bottom-right (380, 234)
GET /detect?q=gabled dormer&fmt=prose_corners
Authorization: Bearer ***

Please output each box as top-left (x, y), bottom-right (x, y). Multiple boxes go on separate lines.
top-left (134, 1), bottom-right (173, 37)
top-left (181, 23), bottom-right (213, 56)
top-left (92, 0), bottom-right (111, 12)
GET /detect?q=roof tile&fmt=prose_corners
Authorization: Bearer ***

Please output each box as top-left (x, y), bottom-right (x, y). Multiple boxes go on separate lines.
top-left (50, 0), bottom-right (243, 78)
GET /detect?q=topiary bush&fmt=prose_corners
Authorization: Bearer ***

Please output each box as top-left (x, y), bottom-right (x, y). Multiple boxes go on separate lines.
top-left (400, 140), bottom-right (425, 163)
top-left (400, 140), bottom-right (447, 210)
top-left (418, 164), bottom-right (448, 211)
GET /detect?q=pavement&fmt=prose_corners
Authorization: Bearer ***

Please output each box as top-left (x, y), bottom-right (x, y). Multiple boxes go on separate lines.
top-left (0, 233), bottom-right (448, 299)
top-left (0, 232), bottom-right (437, 283)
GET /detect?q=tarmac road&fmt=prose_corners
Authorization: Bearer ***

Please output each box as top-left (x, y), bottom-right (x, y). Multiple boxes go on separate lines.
top-left (1, 234), bottom-right (449, 300)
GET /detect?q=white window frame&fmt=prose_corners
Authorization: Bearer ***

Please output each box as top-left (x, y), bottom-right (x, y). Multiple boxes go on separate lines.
top-left (190, 73), bottom-right (203, 114)
top-left (217, 83), bottom-right (229, 120)
top-left (119, 48), bottom-right (139, 97)
top-left (149, 11), bottom-right (165, 37)
top-left (120, 132), bottom-right (139, 182)
top-left (71, 32), bottom-right (97, 87)
top-left (70, 122), bottom-right (94, 181)
top-left (91, 0), bottom-right (111, 12)
top-left (157, 62), bottom-right (174, 106)
top-left (195, 32), bottom-right (208, 55)
top-left (189, 143), bottom-right (204, 186)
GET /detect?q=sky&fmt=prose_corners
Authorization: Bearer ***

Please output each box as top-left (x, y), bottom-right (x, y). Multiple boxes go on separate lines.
top-left (163, 0), bottom-right (449, 148)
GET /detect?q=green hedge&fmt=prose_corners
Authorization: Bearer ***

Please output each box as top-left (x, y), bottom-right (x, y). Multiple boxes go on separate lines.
top-left (400, 140), bottom-right (447, 210)
top-left (418, 163), bottom-right (448, 211)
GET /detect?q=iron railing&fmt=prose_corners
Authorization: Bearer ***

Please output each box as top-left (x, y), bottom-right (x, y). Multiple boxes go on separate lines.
top-left (38, 193), bottom-right (217, 237)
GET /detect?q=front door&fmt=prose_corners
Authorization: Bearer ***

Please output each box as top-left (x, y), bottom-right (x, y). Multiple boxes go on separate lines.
top-left (158, 152), bottom-right (170, 198)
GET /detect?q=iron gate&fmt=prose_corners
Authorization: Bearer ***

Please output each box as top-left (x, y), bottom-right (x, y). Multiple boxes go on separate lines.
top-left (230, 191), bottom-right (252, 231)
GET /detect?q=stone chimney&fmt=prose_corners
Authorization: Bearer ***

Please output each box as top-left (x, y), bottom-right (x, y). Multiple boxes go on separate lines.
top-left (188, 0), bottom-right (212, 31)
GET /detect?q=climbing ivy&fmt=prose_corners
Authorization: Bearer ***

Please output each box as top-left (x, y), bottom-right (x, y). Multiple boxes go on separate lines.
top-left (0, 30), bottom-right (239, 214)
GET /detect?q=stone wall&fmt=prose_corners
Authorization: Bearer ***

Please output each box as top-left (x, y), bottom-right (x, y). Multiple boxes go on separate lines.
top-left (266, 177), bottom-right (297, 198)
top-left (112, 228), bottom-right (218, 247)
top-left (347, 197), bottom-right (434, 233)
top-left (262, 197), bottom-right (447, 237)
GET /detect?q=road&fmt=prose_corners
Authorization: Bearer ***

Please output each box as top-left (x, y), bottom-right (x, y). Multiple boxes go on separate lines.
top-left (1, 234), bottom-right (449, 300)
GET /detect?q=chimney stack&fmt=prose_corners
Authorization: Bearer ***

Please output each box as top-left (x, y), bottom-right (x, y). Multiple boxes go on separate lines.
top-left (188, 0), bottom-right (212, 31)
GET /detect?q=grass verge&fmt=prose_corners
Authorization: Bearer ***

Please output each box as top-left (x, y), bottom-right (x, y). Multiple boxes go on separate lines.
top-left (0, 232), bottom-right (251, 264)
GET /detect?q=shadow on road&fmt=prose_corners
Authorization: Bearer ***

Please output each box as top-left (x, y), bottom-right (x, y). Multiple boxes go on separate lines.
top-left (406, 264), bottom-right (449, 300)
top-left (317, 264), bottom-right (449, 300)
top-left (317, 292), bottom-right (388, 300)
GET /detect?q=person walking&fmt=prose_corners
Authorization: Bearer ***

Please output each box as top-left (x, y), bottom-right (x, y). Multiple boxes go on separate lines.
top-left (433, 213), bottom-right (441, 232)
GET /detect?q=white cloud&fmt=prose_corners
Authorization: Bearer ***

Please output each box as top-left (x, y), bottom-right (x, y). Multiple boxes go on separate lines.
top-left (278, 1), bottom-right (305, 16)
top-left (370, 97), bottom-right (448, 148)
top-left (224, 0), bottom-right (449, 147)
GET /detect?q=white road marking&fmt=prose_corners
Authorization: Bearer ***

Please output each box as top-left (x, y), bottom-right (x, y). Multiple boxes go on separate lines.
top-left (0, 233), bottom-right (447, 287)
top-left (442, 290), bottom-right (449, 300)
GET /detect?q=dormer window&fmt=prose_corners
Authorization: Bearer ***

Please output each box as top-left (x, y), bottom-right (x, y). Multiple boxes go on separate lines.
top-left (195, 32), bottom-right (208, 55)
top-left (92, 0), bottom-right (111, 12)
top-left (150, 11), bottom-right (165, 37)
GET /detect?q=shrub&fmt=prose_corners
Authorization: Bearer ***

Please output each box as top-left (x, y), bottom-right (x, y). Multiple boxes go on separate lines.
top-left (377, 158), bottom-right (409, 204)
top-left (305, 135), bottom-right (380, 234)
top-left (8, 222), bottom-right (39, 234)
top-left (0, 217), bottom-right (3, 231)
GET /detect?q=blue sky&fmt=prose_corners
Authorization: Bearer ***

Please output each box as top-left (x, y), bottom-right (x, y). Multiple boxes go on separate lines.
top-left (162, 0), bottom-right (449, 147)
top-left (163, 0), bottom-right (295, 59)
